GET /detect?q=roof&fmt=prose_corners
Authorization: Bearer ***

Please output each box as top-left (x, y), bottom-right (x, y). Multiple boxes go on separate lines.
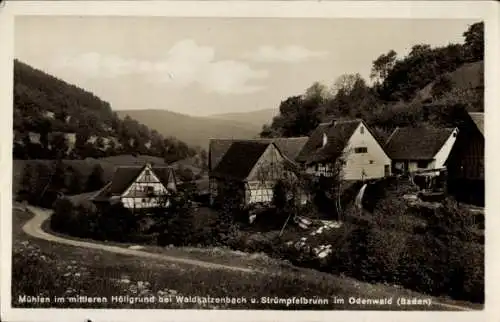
top-left (296, 119), bottom-right (361, 164)
top-left (210, 141), bottom-right (270, 181)
top-left (209, 137), bottom-right (308, 171)
top-left (468, 112), bottom-right (484, 136)
top-left (384, 127), bottom-right (456, 160)
top-left (91, 164), bottom-right (174, 201)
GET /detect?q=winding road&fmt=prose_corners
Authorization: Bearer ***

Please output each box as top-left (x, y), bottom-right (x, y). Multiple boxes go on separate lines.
top-left (22, 206), bottom-right (255, 273)
top-left (20, 205), bottom-right (479, 311)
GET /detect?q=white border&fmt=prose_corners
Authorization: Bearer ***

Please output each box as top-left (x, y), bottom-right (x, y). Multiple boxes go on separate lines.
top-left (1, 1), bottom-right (499, 322)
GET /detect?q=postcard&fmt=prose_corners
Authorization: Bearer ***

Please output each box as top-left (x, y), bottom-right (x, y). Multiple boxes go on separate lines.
top-left (1, 1), bottom-right (498, 322)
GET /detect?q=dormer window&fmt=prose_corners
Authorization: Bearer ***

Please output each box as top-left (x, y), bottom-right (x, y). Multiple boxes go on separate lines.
top-left (322, 133), bottom-right (328, 147)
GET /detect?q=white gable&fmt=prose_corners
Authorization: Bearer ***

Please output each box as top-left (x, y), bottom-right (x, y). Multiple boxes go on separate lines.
top-left (121, 164), bottom-right (168, 197)
top-left (341, 121), bottom-right (392, 180)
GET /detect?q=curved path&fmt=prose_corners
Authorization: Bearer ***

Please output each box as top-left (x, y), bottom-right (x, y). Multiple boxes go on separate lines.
top-left (21, 205), bottom-right (478, 311)
top-left (22, 206), bottom-right (255, 273)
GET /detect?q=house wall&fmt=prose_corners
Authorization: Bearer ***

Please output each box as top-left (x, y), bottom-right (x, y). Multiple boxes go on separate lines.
top-left (394, 160), bottom-right (432, 173)
top-left (246, 144), bottom-right (295, 205)
top-left (342, 122), bottom-right (392, 181)
top-left (121, 166), bottom-right (170, 209)
top-left (433, 129), bottom-right (458, 169)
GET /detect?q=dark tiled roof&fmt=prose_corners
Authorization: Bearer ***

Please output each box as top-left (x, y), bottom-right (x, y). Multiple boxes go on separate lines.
top-left (209, 137), bottom-right (307, 171)
top-left (468, 112), bottom-right (484, 136)
top-left (91, 164), bottom-right (174, 201)
top-left (385, 127), bottom-right (456, 160)
top-left (210, 141), bottom-right (270, 181)
top-left (296, 119), bottom-right (361, 164)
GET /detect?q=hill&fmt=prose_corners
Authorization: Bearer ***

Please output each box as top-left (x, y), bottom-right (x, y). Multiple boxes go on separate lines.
top-left (208, 108), bottom-right (279, 128)
top-left (115, 109), bottom-right (261, 149)
top-left (13, 60), bottom-right (196, 162)
top-left (260, 22), bottom-right (484, 139)
top-left (413, 60), bottom-right (483, 111)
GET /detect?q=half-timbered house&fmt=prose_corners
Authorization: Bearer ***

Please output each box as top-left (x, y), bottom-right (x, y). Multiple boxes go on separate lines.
top-left (296, 119), bottom-right (392, 181)
top-left (209, 141), bottom-right (300, 207)
top-left (208, 137), bottom-right (308, 206)
top-left (91, 163), bottom-right (177, 210)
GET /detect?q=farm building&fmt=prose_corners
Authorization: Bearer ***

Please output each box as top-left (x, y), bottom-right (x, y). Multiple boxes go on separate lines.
top-left (296, 119), bottom-right (392, 181)
top-left (446, 112), bottom-right (484, 205)
top-left (91, 162), bottom-right (177, 210)
top-left (385, 126), bottom-right (458, 175)
top-left (209, 141), bottom-right (302, 207)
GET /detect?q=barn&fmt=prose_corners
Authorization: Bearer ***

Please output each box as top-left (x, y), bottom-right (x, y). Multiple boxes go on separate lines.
top-left (446, 112), bottom-right (484, 206)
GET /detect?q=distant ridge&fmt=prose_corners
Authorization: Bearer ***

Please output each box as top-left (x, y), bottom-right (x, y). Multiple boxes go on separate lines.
top-left (116, 109), bottom-right (263, 149)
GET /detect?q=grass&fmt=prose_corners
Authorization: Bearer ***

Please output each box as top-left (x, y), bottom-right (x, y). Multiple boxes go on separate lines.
top-left (12, 208), bottom-right (483, 310)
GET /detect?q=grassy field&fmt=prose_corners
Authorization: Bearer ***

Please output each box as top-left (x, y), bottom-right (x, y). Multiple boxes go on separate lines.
top-left (11, 208), bottom-right (482, 311)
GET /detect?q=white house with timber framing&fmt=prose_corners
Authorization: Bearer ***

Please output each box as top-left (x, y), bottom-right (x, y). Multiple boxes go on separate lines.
top-left (296, 119), bottom-right (392, 181)
top-left (91, 163), bottom-right (177, 210)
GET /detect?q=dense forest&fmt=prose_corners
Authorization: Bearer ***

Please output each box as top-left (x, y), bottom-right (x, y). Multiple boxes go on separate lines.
top-left (261, 22), bottom-right (484, 141)
top-left (13, 60), bottom-right (198, 162)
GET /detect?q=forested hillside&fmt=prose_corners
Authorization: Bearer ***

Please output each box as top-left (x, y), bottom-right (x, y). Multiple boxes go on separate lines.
top-left (13, 60), bottom-right (197, 162)
top-left (261, 22), bottom-right (484, 141)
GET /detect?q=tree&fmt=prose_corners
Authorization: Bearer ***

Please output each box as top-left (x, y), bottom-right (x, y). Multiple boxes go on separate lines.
top-left (463, 22), bottom-right (484, 62)
top-left (370, 50), bottom-right (397, 84)
top-left (50, 133), bottom-right (69, 159)
top-left (431, 74), bottom-right (453, 99)
top-left (68, 166), bottom-right (85, 195)
top-left (86, 164), bottom-right (105, 192)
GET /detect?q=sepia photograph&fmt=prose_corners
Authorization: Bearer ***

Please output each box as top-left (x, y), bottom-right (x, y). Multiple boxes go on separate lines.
top-left (0, 1), bottom-right (497, 322)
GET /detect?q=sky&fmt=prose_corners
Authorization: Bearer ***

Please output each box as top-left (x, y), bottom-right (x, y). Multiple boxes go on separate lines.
top-left (15, 17), bottom-right (479, 116)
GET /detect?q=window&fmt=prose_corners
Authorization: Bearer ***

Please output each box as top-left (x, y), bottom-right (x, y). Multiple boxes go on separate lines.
top-left (417, 160), bottom-right (429, 168)
top-left (144, 186), bottom-right (155, 194)
top-left (144, 169), bottom-right (151, 176)
top-left (369, 160), bottom-right (374, 164)
top-left (354, 147), bottom-right (368, 153)
top-left (360, 126), bottom-right (364, 134)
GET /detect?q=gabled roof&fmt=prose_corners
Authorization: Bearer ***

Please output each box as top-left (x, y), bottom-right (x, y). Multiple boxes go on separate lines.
top-left (209, 137), bottom-right (308, 171)
top-left (385, 127), bottom-right (456, 160)
top-left (468, 112), bottom-right (484, 136)
top-left (296, 119), bottom-right (361, 164)
top-left (91, 164), bottom-right (175, 201)
top-left (210, 141), bottom-right (270, 181)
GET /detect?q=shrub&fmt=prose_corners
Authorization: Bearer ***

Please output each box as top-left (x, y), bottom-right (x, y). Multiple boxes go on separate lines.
top-left (360, 228), bottom-right (409, 284)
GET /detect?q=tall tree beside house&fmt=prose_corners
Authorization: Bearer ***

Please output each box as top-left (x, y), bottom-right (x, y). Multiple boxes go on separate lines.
top-left (86, 164), bottom-right (105, 192)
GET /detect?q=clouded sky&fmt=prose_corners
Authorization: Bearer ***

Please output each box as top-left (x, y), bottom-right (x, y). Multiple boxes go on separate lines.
top-left (15, 17), bottom-right (478, 116)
